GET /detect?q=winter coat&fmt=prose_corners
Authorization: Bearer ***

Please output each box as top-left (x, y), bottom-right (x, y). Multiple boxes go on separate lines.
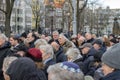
top-left (0, 41), bottom-right (11, 80)
top-left (100, 70), bottom-right (120, 80)
top-left (55, 47), bottom-right (67, 63)
top-left (81, 48), bottom-right (97, 76)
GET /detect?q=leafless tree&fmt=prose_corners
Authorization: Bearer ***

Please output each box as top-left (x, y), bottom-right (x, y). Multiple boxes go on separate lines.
top-left (0, 0), bottom-right (15, 37)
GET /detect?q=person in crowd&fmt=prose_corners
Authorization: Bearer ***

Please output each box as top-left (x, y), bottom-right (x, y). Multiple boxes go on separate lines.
top-left (39, 44), bottom-right (56, 76)
top-left (101, 43), bottom-right (120, 80)
top-left (5, 57), bottom-right (47, 80)
top-left (102, 35), bottom-right (111, 50)
top-left (51, 41), bottom-right (67, 63)
top-left (85, 33), bottom-right (95, 43)
top-left (58, 34), bottom-right (75, 53)
top-left (27, 48), bottom-right (44, 69)
top-left (0, 34), bottom-right (11, 80)
top-left (78, 36), bottom-right (86, 46)
top-left (48, 30), bottom-right (59, 44)
top-left (34, 39), bottom-right (48, 49)
top-left (117, 36), bottom-right (120, 42)
top-left (19, 32), bottom-right (27, 44)
top-left (92, 39), bottom-right (106, 53)
top-left (70, 34), bottom-right (79, 48)
top-left (109, 38), bottom-right (118, 46)
top-left (2, 56), bottom-right (18, 80)
top-left (47, 62), bottom-right (84, 80)
top-left (79, 43), bottom-right (97, 76)
top-left (66, 47), bottom-right (83, 69)
top-left (9, 34), bottom-right (28, 57)
top-left (109, 34), bottom-right (115, 40)
top-left (26, 32), bottom-right (38, 48)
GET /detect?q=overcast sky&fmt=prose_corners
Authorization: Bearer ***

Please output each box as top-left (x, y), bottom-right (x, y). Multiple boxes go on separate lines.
top-left (101, 0), bottom-right (120, 9)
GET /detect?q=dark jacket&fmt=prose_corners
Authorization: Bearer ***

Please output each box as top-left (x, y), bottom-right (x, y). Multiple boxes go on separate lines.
top-left (55, 47), bottom-right (67, 63)
top-left (0, 41), bottom-right (11, 80)
top-left (100, 70), bottom-right (120, 80)
top-left (86, 38), bottom-right (95, 43)
top-left (81, 48), bottom-right (96, 76)
top-left (43, 58), bottom-right (56, 76)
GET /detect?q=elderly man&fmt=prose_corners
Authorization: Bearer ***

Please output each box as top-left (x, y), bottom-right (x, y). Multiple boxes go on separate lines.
top-left (58, 34), bottom-right (75, 53)
top-left (51, 41), bottom-right (67, 63)
top-left (39, 44), bottom-right (56, 76)
top-left (0, 34), bottom-right (11, 80)
top-left (48, 31), bottom-right (59, 44)
top-left (47, 62), bottom-right (84, 80)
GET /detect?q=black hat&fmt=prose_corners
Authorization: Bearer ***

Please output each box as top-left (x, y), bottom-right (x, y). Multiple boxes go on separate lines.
top-left (79, 43), bottom-right (92, 49)
top-left (92, 39), bottom-right (103, 46)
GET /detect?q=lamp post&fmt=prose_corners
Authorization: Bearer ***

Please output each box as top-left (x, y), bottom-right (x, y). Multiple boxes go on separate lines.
top-left (72, 0), bottom-right (77, 35)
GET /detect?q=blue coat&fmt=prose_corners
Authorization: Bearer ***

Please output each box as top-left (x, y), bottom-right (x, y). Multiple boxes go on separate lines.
top-left (101, 70), bottom-right (120, 80)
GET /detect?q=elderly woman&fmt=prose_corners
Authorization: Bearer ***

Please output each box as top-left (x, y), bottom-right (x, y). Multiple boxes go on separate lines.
top-left (5, 57), bottom-right (47, 80)
top-left (47, 62), bottom-right (84, 80)
top-left (101, 43), bottom-right (120, 80)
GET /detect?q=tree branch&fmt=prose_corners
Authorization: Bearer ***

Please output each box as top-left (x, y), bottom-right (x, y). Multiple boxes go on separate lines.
top-left (79, 0), bottom-right (88, 13)
top-left (0, 8), bottom-right (7, 14)
top-left (68, 0), bottom-right (74, 10)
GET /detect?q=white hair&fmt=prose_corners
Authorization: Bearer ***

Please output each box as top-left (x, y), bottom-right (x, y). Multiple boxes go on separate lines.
top-left (3, 56), bottom-right (18, 72)
top-left (34, 39), bottom-right (48, 46)
top-left (39, 44), bottom-right (54, 58)
top-left (47, 63), bottom-right (84, 80)
top-left (66, 48), bottom-right (82, 61)
top-left (59, 33), bottom-right (69, 41)
top-left (53, 31), bottom-right (59, 35)
top-left (0, 33), bottom-right (8, 41)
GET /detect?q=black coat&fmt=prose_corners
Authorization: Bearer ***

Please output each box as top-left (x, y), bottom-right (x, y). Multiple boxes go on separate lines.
top-left (0, 42), bottom-right (11, 80)
top-left (81, 48), bottom-right (97, 76)
top-left (55, 47), bottom-right (67, 63)
top-left (101, 70), bottom-right (120, 80)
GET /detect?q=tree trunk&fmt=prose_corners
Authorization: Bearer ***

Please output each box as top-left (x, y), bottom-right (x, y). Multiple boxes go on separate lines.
top-left (5, 14), bottom-right (11, 37)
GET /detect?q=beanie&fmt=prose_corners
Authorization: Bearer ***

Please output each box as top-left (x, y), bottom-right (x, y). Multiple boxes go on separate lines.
top-left (101, 43), bottom-right (120, 69)
top-left (60, 62), bottom-right (82, 73)
top-left (28, 48), bottom-right (42, 62)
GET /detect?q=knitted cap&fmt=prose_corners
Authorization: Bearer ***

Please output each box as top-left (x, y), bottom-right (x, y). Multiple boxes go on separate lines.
top-left (28, 48), bottom-right (42, 62)
top-left (60, 62), bottom-right (81, 73)
top-left (101, 43), bottom-right (120, 69)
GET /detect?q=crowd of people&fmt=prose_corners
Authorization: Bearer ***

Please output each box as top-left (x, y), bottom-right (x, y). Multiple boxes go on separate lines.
top-left (0, 30), bottom-right (120, 80)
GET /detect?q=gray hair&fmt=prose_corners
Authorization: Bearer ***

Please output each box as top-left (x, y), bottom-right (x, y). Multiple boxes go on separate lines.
top-left (47, 63), bottom-right (84, 80)
top-left (39, 44), bottom-right (54, 58)
top-left (59, 33), bottom-right (69, 41)
top-left (2, 56), bottom-right (18, 72)
top-left (66, 48), bottom-right (82, 62)
top-left (34, 39), bottom-right (48, 46)
top-left (0, 33), bottom-right (8, 41)
top-left (53, 31), bottom-right (59, 35)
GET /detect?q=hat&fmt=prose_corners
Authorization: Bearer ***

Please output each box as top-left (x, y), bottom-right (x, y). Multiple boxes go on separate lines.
top-left (79, 43), bottom-right (92, 49)
top-left (92, 39), bottom-right (103, 46)
top-left (28, 48), bottom-right (42, 62)
top-left (60, 62), bottom-right (82, 73)
top-left (101, 43), bottom-right (120, 69)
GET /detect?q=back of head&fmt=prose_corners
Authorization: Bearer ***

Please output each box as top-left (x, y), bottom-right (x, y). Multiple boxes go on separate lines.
top-left (47, 62), bottom-right (84, 80)
top-left (6, 57), bottom-right (41, 80)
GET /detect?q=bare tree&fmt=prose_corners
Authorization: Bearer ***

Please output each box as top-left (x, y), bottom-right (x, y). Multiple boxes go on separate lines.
top-left (0, 0), bottom-right (15, 37)
top-left (25, 0), bottom-right (43, 31)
